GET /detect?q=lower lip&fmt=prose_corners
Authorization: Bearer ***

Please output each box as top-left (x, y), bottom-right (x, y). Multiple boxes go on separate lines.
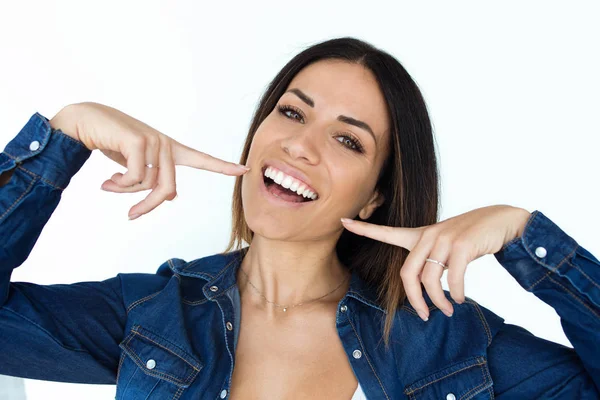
top-left (259, 174), bottom-right (315, 208)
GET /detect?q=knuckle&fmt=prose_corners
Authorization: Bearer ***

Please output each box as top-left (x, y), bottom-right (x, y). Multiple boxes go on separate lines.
top-left (453, 237), bottom-right (470, 251)
top-left (146, 134), bottom-right (159, 148)
top-left (421, 227), bottom-right (438, 242)
top-left (130, 135), bottom-right (146, 149)
top-left (436, 232), bottom-right (454, 246)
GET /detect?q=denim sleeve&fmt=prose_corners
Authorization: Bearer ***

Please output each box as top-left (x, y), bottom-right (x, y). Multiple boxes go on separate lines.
top-left (488, 210), bottom-right (600, 397)
top-left (0, 113), bottom-right (127, 384)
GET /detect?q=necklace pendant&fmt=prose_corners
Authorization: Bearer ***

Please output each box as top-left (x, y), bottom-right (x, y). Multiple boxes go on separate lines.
top-left (283, 307), bottom-right (287, 312)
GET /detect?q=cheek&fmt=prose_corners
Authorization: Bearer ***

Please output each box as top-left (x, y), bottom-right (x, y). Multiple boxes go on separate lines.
top-left (330, 170), bottom-right (371, 208)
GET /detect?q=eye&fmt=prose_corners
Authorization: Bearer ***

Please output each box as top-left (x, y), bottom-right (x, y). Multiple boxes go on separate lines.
top-left (277, 104), bottom-right (305, 123)
top-left (277, 103), bottom-right (365, 153)
top-left (336, 134), bottom-right (364, 153)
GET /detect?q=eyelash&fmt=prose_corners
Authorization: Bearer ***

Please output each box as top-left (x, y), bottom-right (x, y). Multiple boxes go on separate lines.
top-left (276, 104), bottom-right (365, 153)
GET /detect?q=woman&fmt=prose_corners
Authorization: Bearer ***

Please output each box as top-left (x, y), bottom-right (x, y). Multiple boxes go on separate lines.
top-left (0, 37), bottom-right (598, 399)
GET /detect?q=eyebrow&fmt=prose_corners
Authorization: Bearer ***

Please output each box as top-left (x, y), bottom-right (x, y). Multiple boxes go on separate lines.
top-left (285, 88), bottom-right (377, 145)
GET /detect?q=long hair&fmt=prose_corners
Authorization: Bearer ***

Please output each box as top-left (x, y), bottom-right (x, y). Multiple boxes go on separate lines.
top-left (223, 37), bottom-right (440, 348)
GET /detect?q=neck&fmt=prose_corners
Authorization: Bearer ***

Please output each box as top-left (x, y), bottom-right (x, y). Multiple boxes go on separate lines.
top-left (237, 236), bottom-right (351, 320)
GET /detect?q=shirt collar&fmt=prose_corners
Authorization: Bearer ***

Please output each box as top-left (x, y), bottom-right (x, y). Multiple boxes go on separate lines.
top-left (171, 248), bottom-right (386, 314)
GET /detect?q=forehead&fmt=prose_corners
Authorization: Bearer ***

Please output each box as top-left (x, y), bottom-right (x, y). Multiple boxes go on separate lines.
top-left (286, 59), bottom-right (389, 140)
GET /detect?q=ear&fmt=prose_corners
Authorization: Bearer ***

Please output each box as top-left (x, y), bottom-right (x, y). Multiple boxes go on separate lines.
top-left (358, 190), bottom-right (385, 220)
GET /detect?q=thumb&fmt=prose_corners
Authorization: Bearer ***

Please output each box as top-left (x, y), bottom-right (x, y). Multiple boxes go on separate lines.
top-left (341, 218), bottom-right (420, 251)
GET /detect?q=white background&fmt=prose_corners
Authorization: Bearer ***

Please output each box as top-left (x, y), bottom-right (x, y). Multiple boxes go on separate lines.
top-left (1, 1), bottom-right (599, 398)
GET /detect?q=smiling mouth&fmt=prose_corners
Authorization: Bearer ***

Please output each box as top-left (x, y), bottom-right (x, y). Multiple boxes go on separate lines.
top-left (261, 167), bottom-right (316, 203)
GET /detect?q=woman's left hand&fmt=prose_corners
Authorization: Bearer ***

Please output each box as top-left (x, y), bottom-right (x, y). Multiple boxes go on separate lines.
top-left (340, 204), bottom-right (531, 321)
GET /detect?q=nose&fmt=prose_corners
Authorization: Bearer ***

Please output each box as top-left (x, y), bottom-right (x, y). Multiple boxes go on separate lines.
top-left (280, 127), bottom-right (320, 164)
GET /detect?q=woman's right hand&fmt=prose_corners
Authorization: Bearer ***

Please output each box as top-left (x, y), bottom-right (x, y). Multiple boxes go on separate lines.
top-left (49, 102), bottom-right (250, 220)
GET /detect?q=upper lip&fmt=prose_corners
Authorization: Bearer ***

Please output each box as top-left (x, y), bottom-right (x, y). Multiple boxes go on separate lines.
top-left (261, 159), bottom-right (318, 195)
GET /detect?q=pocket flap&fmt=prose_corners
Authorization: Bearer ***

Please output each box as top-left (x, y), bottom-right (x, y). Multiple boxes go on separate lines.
top-left (119, 324), bottom-right (203, 388)
top-left (404, 356), bottom-right (493, 399)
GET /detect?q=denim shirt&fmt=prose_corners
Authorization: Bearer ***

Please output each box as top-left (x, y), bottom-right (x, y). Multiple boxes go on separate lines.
top-left (1, 113), bottom-right (599, 400)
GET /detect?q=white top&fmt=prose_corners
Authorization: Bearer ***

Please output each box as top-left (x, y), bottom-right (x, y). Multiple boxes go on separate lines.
top-left (351, 383), bottom-right (367, 399)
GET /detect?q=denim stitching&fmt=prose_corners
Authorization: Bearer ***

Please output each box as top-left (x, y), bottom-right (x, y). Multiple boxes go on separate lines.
top-left (131, 326), bottom-right (201, 373)
top-left (346, 290), bottom-right (386, 312)
top-left (172, 366), bottom-right (197, 400)
top-left (181, 259), bottom-right (214, 276)
top-left (523, 239), bottom-right (577, 290)
top-left (17, 165), bottom-right (65, 190)
top-left (122, 338), bottom-right (188, 386)
top-left (172, 259), bottom-right (214, 278)
top-left (182, 298), bottom-right (209, 306)
top-left (567, 252), bottom-right (600, 290)
top-left (127, 291), bottom-right (162, 314)
top-left (347, 316), bottom-right (390, 400)
top-left (464, 299), bottom-right (492, 346)
top-left (461, 360), bottom-right (490, 399)
top-left (0, 176), bottom-right (36, 220)
top-left (404, 358), bottom-right (487, 394)
top-left (116, 351), bottom-right (126, 383)
top-left (546, 274), bottom-right (600, 319)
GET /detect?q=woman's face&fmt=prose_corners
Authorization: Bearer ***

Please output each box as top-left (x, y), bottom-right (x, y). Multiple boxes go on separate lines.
top-left (241, 59), bottom-right (390, 241)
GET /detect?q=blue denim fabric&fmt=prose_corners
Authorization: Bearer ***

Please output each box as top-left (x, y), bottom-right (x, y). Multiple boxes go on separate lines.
top-left (1, 113), bottom-right (599, 399)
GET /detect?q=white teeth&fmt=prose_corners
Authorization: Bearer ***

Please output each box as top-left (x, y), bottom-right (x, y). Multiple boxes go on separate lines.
top-left (274, 171), bottom-right (284, 185)
top-left (263, 166), bottom-right (318, 200)
top-left (281, 176), bottom-right (293, 189)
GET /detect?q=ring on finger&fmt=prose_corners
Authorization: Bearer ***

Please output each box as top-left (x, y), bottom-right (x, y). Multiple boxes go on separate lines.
top-left (137, 163), bottom-right (160, 184)
top-left (425, 258), bottom-right (449, 270)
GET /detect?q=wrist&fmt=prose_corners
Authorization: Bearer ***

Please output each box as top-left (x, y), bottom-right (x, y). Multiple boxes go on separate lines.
top-left (513, 207), bottom-right (531, 238)
top-left (49, 104), bottom-right (81, 143)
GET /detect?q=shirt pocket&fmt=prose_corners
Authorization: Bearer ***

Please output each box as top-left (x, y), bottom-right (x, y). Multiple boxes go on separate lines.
top-left (116, 324), bottom-right (203, 400)
top-left (403, 356), bottom-right (494, 400)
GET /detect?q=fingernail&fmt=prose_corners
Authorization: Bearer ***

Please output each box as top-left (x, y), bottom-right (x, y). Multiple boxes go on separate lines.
top-left (443, 308), bottom-right (454, 317)
top-left (129, 213), bottom-right (141, 221)
top-left (238, 165), bottom-right (251, 171)
top-left (341, 218), bottom-right (354, 224)
top-left (418, 310), bottom-right (429, 321)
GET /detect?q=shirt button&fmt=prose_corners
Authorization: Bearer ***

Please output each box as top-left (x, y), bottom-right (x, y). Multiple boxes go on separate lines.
top-left (226, 322), bottom-right (233, 331)
top-left (352, 350), bottom-right (362, 359)
top-left (209, 285), bottom-right (219, 292)
top-left (146, 359), bottom-right (156, 370)
top-left (446, 393), bottom-right (456, 400)
top-left (535, 246), bottom-right (547, 258)
top-left (220, 389), bottom-right (227, 398)
top-left (29, 141), bottom-right (40, 151)
top-left (340, 305), bottom-right (348, 312)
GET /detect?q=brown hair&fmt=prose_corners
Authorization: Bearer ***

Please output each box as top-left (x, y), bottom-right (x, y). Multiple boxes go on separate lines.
top-left (223, 37), bottom-right (440, 348)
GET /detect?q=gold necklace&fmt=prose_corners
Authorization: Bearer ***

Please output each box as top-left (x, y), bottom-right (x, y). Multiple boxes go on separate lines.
top-left (238, 266), bottom-right (350, 312)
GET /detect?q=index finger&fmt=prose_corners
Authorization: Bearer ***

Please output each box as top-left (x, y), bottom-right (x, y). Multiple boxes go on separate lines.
top-left (340, 219), bottom-right (420, 251)
top-left (171, 140), bottom-right (249, 175)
